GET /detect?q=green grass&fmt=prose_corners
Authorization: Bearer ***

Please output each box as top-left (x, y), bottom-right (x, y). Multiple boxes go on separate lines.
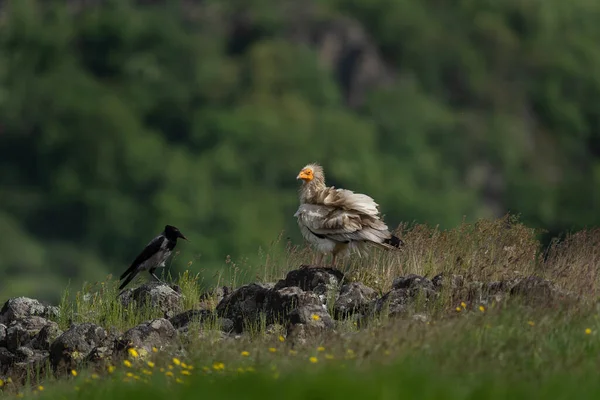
top-left (2, 215), bottom-right (600, 399)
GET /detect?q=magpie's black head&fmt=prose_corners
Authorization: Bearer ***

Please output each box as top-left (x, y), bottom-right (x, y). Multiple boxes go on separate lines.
top-left (164, 225), bottom-right (188, 241)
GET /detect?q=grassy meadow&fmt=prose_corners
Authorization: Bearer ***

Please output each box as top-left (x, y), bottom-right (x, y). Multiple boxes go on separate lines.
top-left (2, 215), bottom-right (600, 399)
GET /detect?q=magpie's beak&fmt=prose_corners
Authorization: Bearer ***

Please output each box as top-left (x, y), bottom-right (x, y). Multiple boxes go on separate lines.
top-left (179, 232), bottom-right (189, 241)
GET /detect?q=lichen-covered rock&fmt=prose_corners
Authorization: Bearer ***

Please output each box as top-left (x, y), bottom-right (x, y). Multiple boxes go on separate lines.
top-left (30, 322), bottom-right (63, 351)
top-left (286, 304), bottom-right (335, 344)
top-left (373, 288), bottom-right (411, 317)
top-left (392, 274), bottom-right (434, 292)
top-left (49, 323), bottom-right (109, 373)
top-left (6, 316), bottom-right (52, 351)
top-left (0, 347), bottom-right (16, 374)
top-left (169, 309), bottom-right (234, 334)
top-left (333, 282), bottom-right (378, 319)
top-left (274, 266), bottom-right (344, 297)
top-left (215, 283), bottom-right (273, 333)
top-left (216, 283), bottom-right (325, 333)
top-left (119, 282), bottom-right (183, 318)
top-left (115, 318), bottom-right (177, 355)
top-left (0, 323), bottom-right (6, 347)
top-left (0, 297), bottom-right (59, 325)
top-left (10, 350), bottom-right (50, 383)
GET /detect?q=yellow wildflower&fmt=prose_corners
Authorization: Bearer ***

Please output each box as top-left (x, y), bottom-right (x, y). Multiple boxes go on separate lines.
top-left (152, 347), bottom-right (158, 353)
top-left (0, 379), bottom-right (3, 387)
top-left (160, 368), bottom-right (165, 372)
top-left (38, 386), bottom-right (44, 391)
top-left (241, 351), bottom-right (250, 357)
top-left (181, 362), bottom-right (188, 369)
top-left (278, 335), bottom-right (285, 342)
top-left (455, 307), bottom-right (461, 312)
top-left (142, 369), bottom-right (152, 375)
top-left (91, 374), bottom-right (99, 380)
top-left (147, 361), bottom-right (155, 368)
top-left (186, 365), bottom-right (194, 370)
top-left (289, 349), bottom-right (298, 356)
top-left (128, 348), bottom-right (139, 358)
top-left (311, 314), bottom-right (321, 321)
top-left (181, 370), bottom-right (191, 376)
top-left (317, 346), bottom-right (325, 352)
top-left (176, 378), bottom-right (184, 384)
top-left (71, 369), bottom-right (78, 377)
top-left (126, 372), bottom-right (134, 378)
top-left (237, 367), bottom-right (245, 373)
top-left (309, 356), bottom-right (318, 363)
top-left (269, 347), bottom-right (277, 353)
top-left (325, 353), bottom-right (334, 360)
top-left (107, 365), bottom-right (116, 374)
top-left (528, 321), bottom-right (535, 327)
top-left (168, 365), bottom-right (174, 370)
top-left (479, 305), bottom-right (485, 312)
top-left (585, 328), bottom-right (592, 335)
top-left (246, 367), bottom-right (255, 372)
top-left (346, 349), bottom-right (356, 358)
top-left (165, 371), bottom-right (174, 377)
top-left (460, 302), bottom-right (467, 308)
top-left (123, 360), bottom-right (132, 368)
top-left (172, 358), bottom-right (181, 366)
top-left (213, 362), bottom-right (225, 371)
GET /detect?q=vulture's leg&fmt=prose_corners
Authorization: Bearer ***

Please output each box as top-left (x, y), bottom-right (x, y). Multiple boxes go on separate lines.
top-left (315, 253), bottom-right (324, 267)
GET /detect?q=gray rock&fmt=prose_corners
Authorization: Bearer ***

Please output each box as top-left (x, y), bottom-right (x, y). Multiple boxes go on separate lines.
top-left (0, 347), bottom-right (16, 374)
top-left (392, 274), bottom-right (434, 291)
top-left (0, 323), bottom-right (6, 347)
top-left (169, 309), bottom-right (234, 334)
top-left (11, 350), bottom-right (49, 382)
top-left (216, 283), bottom-right (325, 333)
top-left (274, 266), bottom-right (345, 296)
top-left (30, 322), bottom-right (63, 351)
top-left (14, 346), bottom-right (34, 361)
top-left (115, 318), bottom-right (177, 354)
top-left (373, 288), bottom-right (411, 317)
top-left (119, 282), bottom-right (183, 318)
top-left (0, 297), bottom-right (59, 325)
top-left (215, 283), bottom-right (273, 333)
top-left (49, 323), bottom-right (108, 373)
top-left (333, 282), bottom-right (378, 318)
top-left (6, 316), bottom-right (51, 351)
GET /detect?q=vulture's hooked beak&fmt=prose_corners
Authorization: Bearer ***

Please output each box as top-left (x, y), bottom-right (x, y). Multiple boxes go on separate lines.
top-left (297, 169), bottom-right (312, 181)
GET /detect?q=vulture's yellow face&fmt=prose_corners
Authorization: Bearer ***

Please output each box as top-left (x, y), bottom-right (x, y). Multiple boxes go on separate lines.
top-left (297, 167), bottom-right (314, 182)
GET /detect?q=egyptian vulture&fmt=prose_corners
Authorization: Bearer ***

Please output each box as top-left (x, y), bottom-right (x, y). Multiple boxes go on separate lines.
top-left (294, 163), bottom-right (403, 266)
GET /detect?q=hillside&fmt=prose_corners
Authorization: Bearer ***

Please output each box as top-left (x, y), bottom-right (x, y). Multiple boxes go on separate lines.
top-left (2, 0), bottom-right (600, 301)
top-left (0, 217), bottom-right (599, 399)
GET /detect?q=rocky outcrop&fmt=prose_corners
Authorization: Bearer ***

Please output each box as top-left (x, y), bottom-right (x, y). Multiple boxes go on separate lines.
top-left (49, 323), bottom-right (109, 374)
top-left (119, 282), bottom-right (183, 318)
top-left (115, 318), bottom-right (177, 355)
top-left (0, 266), bottom-right (575, 385)
top-left (0, 297), bottom-right (59, 325)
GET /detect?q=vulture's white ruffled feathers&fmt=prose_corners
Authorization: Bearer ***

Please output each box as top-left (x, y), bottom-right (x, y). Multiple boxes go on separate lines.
top-left (295, 163), bottom-right (403, 266)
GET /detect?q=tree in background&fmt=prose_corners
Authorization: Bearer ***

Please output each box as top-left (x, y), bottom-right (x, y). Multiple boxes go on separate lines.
top-left (1, 0), bottom-right (600, 301)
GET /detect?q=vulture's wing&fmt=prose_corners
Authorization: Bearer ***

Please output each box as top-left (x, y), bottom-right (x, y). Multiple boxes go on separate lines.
top-left (295, 203), bottom-right (391, 244)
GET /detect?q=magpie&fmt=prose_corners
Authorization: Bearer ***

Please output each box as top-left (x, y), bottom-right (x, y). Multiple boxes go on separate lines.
top-left (118, 225), bottom-right (188, 290)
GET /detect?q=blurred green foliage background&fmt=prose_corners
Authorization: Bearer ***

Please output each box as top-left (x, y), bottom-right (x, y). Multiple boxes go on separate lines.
top-left (1, 0), bottom-right (600, 302)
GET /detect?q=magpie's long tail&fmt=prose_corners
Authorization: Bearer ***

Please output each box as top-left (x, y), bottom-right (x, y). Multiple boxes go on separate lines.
top-left (119, 269), bottom-right (139, 290)
top-left (384, 234), bottom-right (404, 248)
